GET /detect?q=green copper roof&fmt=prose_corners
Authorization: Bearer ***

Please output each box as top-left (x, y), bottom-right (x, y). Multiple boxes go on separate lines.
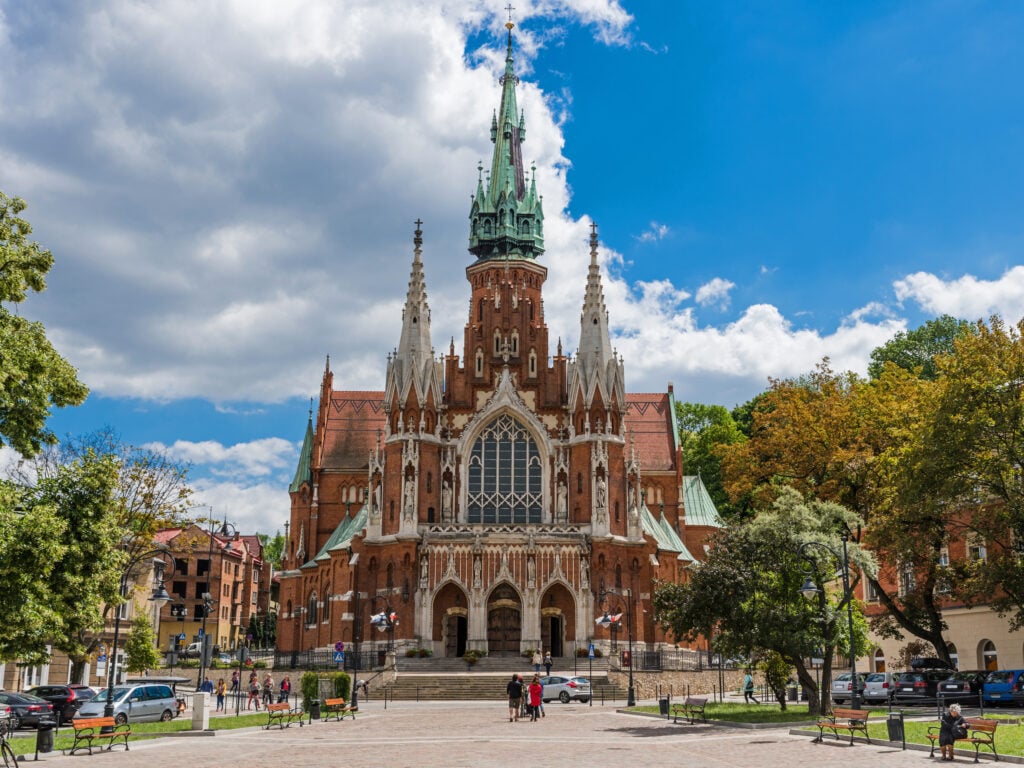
top-left (468, 25), bottom-right (544, 261)
top-left (640, 503), bottom-right (696, 562)
top-left (289, 416), bottom-right (314, 493)
top-left (683, 475), bottom-right (724, 528)
top-left (301, 503), bottom-right (368, 570)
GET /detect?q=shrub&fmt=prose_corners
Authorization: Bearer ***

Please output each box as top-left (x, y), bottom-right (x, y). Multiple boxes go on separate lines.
top-left (405, 649), bottom-right (419, 658)
top-left (417, 648), bottom-right (432, 658)
top-left (300, 671), bottom-right (320, 709)
top-left (253, 660), bottom-right (267, 669)
top-left (463, 649), bottom-right (483, 666)
top-left (330, 671), bottom-right (351, 701)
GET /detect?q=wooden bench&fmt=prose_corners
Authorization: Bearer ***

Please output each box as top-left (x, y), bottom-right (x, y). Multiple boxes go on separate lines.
top-left (670, 697), bottom-right (708, 725)
top-left (926, 717), bottom-right (999, 763)
top-left (265, 701), bottom-right (304, 729)
top-left (69, 717), bottom-right (132, 755)
top-left (322, 697), bottom-right (356, 721)
top-left (814, 707), bottom-right (872, 745)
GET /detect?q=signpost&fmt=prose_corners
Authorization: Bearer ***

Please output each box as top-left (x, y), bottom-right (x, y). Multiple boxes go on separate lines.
top-left (588, 643), bottom-right (595, 707)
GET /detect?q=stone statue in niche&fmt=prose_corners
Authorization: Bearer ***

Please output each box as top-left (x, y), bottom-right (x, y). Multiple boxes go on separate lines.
top-left (556, 479), bottom-right (568, 523)
top-left (420, 556), bottom-right (428, 587)
top-left (579, 558), bottom-right (589, 589)
top-left (441, 479), bottom-right (453, 523)
top-left (473, 556), bottom-right (482, 588)
top-left (595, 476), bottom-right (607, 510)
top-left (403, 480), bottom-right (415, 520)
top-left (527, 555), bottom-right (536, 586)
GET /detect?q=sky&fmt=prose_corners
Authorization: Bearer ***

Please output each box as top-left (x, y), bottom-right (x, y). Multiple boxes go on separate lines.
top-left (2, 0), bottom-right (1024, 536)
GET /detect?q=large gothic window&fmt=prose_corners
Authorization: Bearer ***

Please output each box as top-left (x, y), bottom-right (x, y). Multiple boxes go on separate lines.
top-left (467, 415), bottom-right (543, 524)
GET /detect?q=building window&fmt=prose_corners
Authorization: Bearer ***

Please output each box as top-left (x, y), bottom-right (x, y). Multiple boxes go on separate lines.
top-left (195, 581), bottom-right (208, 600)
top-left (528, 349), bottom-right (537, 377)
top-left (948, 642), bottom-right (959, 670)
top-left (873, 648), bottom-right (885, 672)
top-left (197, 558), bottom-right (210, 576)
top-left (307, 592), bottom-right (318, 626)
top-left (323, 593), bottom-right (331, 622)
top-left (938, 547), bottom-right (950, 567)
top-left (466, 415), bottom-right (543, 524)
top-left (510, 329), bottom-right (519, 355)
top-left (899, 563), bottom-right (915, 596)
top-left (968, 538), bottom-right (987, 562)
top-left (864, 578), bottom-right (881, 602)
top-left (172, 581), bottom-right (187, 599)
top-left (475, 348), bottom-right (484, 377)
top-left (982, 640), bottom-right (998, 670)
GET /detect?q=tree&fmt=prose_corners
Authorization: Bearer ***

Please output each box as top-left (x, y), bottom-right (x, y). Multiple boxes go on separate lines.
top-left (0, 481), bottom-right (67, 664)
top-left (675, 402), bottom-right (745, 519)
top-left (0, 191), bottom-right (88, 456)
top-left (258, 531), bottom-right (285, 570)
top-left (10, 429), bottom-right (194, 682)
top-left (922, 317), bottom-right (1024, 627)
top-left (124, 613), bottom-right (162, 673)
top-left (868, 314), bottom-right (974, 381)
top-left (653, 487), bottom-right (874, 716)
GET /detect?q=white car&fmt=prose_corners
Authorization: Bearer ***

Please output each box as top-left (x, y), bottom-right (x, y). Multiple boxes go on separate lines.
top-left (862, 672), bottom-right (895, 704)
top-left (540, 675), bottom-right (591, 703)
top-left (830, 672), bottom-right (866, 705)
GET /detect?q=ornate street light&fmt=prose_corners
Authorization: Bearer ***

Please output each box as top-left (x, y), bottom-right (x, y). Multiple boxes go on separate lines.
top-left (597, 588), bottom-right (635, 707)
top-left (797, 532), bottom-right (861, 710)
top-left (104, 547), bottom-right (175, 723)
top-left (198, 512), bottom-right (238, 690)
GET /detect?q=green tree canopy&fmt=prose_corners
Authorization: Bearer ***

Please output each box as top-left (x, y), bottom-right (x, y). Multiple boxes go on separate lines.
top-left (0, 191), bottom-right (88, 456)
top-left (675, 402), bottom-right (746, 519)
top-left (124, 612), bottom-right (162, 673)
top-left (867, 314), bottom-right (974, 381)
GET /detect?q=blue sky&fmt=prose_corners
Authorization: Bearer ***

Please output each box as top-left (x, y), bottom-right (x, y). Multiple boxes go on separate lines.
top-left (2, 0), bottom-right (1023, 534)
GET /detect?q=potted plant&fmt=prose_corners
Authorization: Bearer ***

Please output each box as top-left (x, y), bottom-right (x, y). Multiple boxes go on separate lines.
top-left (463, 649), bottom-right (482, 670)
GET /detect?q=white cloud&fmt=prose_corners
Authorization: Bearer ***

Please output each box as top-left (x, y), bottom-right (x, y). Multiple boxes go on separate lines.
top-left (893, 266), bottom-right (1024, 323)
top-left (695, 277), bottom-right (736, 309)
top-left (635, 221), bottom-right (670, 243)
top-left (145, 438), bottom-right (298, 479)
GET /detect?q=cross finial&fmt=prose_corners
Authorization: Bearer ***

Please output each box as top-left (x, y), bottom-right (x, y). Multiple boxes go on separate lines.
top-left (415, 218), bottom-right (423, 230)
top-left (505, 3), bottom-right (515, 23)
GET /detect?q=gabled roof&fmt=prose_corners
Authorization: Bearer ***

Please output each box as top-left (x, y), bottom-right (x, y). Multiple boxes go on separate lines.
top-left (640, 503), bottom-right (696, 562)
top-left (301, 503), bottom-right (369, 570)
top-left (683, 475), bottom-right (724, 528)
top-left (625, 393), bottom-right (676, 471)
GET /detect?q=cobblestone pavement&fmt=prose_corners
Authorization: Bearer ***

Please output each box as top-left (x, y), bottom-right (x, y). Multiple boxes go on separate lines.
top-left (24, 701), bottom-right (971, 768)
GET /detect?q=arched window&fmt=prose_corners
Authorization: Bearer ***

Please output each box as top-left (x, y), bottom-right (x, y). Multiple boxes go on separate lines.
top-left (494, 330), bottom-right (502, 355)
top-left (466, 415), bottom-right (543, 524)
top-left (948, 642), bottom-right (959, 670)
top-left (475, 348), bottom-right (484, 377)
top-left (528, 349), bottom-right (537, 377)
top-left (521, 220), bottom-right (530, 235)
top-left (323, 592), bottom-right (331, 623)
top-left (478, 299), bottom-right (484, 322)
top-left (577, 473), bottom-right (583, 493)
top-left (307, 592), bottom-right (318, 626)
top-left (510, 329), bottom-right (519, 355)
top-left (873, 648), bottom-right (886, 672)
top-left (982, 640), bottom-right (998, 670)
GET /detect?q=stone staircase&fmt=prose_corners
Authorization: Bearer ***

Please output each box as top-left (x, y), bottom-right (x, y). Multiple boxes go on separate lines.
top-left (395, 655), bottom-right (610, 674)
top-left (379, 668), bottom-right (629, 703)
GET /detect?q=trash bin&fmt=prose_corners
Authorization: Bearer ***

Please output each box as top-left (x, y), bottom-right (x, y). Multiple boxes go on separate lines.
top-left (310, 699), bottom-right (321, 720)
top-left (658, 697), bottom-right (670, 717)
top-left (36, 715), bottom-right (57, 754)
top-left (886, 711), bottom-right (905, 748)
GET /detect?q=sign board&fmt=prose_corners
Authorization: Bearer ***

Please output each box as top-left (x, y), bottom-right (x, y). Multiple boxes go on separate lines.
top-left (333, 651), bottom-right (345, 663)
top-left (198, 628), bottom-right (204, 637)
top-left (588, 643), bottom-right (595, 659)
top-left (178, 633), bottom-right (186, 641)
top-left (334, 641), bottom-right (345, 653)
top-left (97, 654), bottom-right (107, 662)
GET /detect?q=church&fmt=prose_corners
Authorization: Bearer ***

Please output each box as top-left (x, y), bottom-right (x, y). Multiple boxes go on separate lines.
top-left (277, 23), bottom-right (721, 661)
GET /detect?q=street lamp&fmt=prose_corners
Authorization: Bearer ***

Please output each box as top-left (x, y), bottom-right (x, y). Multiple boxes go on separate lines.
top-left (198, 512), bottom-right (238, 689)
top-left (797, 532), bottom-right (860, 710)
top-left (104, 547), bottom-right (175, 722)
top-left (369, 596), bottom-right (398, 655)
top-left (597, 587), bottom-right (635, 707)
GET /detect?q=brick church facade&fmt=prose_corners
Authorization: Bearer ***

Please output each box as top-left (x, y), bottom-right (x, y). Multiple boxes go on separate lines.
top-left (277, 24), bottom-right (721, 660)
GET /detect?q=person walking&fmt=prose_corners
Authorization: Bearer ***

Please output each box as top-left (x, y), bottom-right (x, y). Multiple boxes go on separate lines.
top-left (743, 670), bottom-right (759, 704)
top-left (215, 678), bottom-right (226, 711)
top-left (278, 674), bottom-right (292, 704)
top-left (262, 673), bottom-right (275, 708)
top-left (199, 676), bottom-right (214, 695)
top-left (543, 651), bottom-right (552, 676)
top-left (528, 675), bottom-right (543, 722)
top-left (506, 673), bottom-right (523, 722)
top-left (532, 649), bottom-right (542, 674)
top-left (247, 676), bottom-right (262, 710)
top-left (939, 703), bottom-right (968, 760)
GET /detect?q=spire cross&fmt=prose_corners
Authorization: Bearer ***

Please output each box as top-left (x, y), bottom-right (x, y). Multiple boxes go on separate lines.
top-left (415, 218), bottom-right (423, 230)
top-left (505, 4), bottom-right (515, 23)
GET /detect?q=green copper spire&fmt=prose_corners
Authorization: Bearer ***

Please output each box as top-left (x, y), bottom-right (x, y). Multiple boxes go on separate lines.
top-left (289, 411), bottom-right (314, 493)
top-left (468, 21), bottom-right (544, 261)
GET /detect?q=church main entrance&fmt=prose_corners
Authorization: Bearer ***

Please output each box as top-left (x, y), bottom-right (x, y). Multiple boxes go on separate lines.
top-left (487, 584), bottom-right (522, 656)
top-left (541, 614), bottom-right (563, 657)
top-left (445, 613), bottom-right (468, 657)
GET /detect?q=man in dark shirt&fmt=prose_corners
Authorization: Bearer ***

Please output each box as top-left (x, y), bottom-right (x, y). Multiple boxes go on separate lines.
top-left (506, 674), bottom-right (523, 722)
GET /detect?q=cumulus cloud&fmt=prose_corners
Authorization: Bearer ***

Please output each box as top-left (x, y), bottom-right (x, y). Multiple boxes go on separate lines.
top-left (635, 221), bottom-right (670, 243)
top-left (695, 277), bottom-right (736, 309)
top-left (145, 438), bottom-right (298, 479)
top-left (893, 266), bottom-right (1024, 323)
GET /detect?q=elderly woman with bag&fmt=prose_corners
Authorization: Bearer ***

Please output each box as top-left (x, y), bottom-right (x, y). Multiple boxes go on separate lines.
top-left (939, 702), bottom-right (968, 760)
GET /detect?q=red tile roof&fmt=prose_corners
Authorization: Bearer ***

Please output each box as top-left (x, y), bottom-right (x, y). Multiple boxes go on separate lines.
top-left (626, 393), bottom-right (676, 472)
top-left (321, 391), bottom-right (387, 470)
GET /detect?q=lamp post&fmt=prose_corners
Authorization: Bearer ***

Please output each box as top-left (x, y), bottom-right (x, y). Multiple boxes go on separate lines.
top-left (104, 547), bottom-right (175, 722)
top-left (597, 587), bottom-right (635, 707)
top-left (369, 595), bottom-right (397, 655)
top-left (797, 532), bottom-right (860, 710)
top-left (198, 513), bottom-right (238, 690)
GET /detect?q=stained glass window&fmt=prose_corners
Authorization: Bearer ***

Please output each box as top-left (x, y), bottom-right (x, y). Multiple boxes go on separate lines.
top-left (467, 415), bottom-right (543, 524)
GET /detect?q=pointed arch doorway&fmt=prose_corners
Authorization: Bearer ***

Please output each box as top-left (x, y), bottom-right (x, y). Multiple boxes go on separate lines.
top-left (487, 584), bottom-right (522, 656)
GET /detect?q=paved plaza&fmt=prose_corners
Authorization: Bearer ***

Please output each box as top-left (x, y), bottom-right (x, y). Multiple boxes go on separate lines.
top-left (18, 700), bottom-right (995, 768)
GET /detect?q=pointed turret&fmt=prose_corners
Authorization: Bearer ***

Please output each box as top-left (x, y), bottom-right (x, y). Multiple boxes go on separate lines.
top-left (468, 21), bottom-right (544, 261)
top-left (568, 223), bottom-right (625, 411)
top-left (289, 411), bottom-right (314, 493)
top-left (386, 221), bottom-right (443, 409)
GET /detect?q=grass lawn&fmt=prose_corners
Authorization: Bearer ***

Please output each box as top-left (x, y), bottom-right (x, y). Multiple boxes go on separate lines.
top-left (809, 714), bottom-right (1024, 756)
top-left (4, 712), bottom-right (281, 755)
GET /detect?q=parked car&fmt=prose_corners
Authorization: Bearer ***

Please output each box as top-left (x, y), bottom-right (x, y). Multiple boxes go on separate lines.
top-left (539, 675), bottom-right (591, 703)
top-left (983, 669), bottom-right (1024, 706)
top-left (861, 672), bottom-right (896, 704)
top-left (24, 684), bottom-right (98, 724)
top-left (830, 672), bottom-right (866, 705)
top-left (217, 653), bottom-right (233, 664)
top-left (0, 691), bottom-right (55, 729)
top-left (937, 671), bottom-right (988, 705)
top-left (892, 669), bottom-right (955, 706)
top-left (75, 683), bottom-right (178, 724)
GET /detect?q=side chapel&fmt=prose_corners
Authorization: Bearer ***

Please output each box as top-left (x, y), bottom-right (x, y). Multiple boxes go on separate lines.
top-left (277, 23), bottom-right (722, 660)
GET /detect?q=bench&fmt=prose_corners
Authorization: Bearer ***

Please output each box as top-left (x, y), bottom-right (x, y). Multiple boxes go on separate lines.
top-left (926, 717), bottom-right (999, 763)
top-left (69, 717), bottom-right (132, 755)
top-left (322, 697), bottom-right (356, 721)
top-left (265, 702), bottom-right (304, 729)
top-left (814, 707), bottom-right (872, 745)
top-left (670, 697), bottom-right (708, 725)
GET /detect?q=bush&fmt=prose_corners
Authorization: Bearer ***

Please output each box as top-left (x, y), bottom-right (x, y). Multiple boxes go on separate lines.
top-left (253, 660), bottom-right (267, 669)
top-left (417, 648), bottom-right (432, 658)
top-left (300, 671), bottom-right (320, 709)
top-left (521, 647), bottom-right (536, 658)
top-left (405, 648), bottom-right (419, 658)
top-left (575, 646), bottom-right (603, 658)
top-left (463, 649), bottom-right (483, 666)
top-left (330, 671), bottom-right (351, 701)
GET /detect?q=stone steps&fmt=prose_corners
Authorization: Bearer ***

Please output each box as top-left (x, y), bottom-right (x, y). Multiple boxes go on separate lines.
top-left (379, 673), bottom-right (629, 702)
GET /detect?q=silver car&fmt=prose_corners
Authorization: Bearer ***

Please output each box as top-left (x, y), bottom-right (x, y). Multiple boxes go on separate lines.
top-left (75, 684), bottom-right (177, 724)
top-left (540, 675), bottom-right (591, 703)
top-left (862, 672), bottom-right (895, 704)
top-left (830, 672), bottom-right (866, 705)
